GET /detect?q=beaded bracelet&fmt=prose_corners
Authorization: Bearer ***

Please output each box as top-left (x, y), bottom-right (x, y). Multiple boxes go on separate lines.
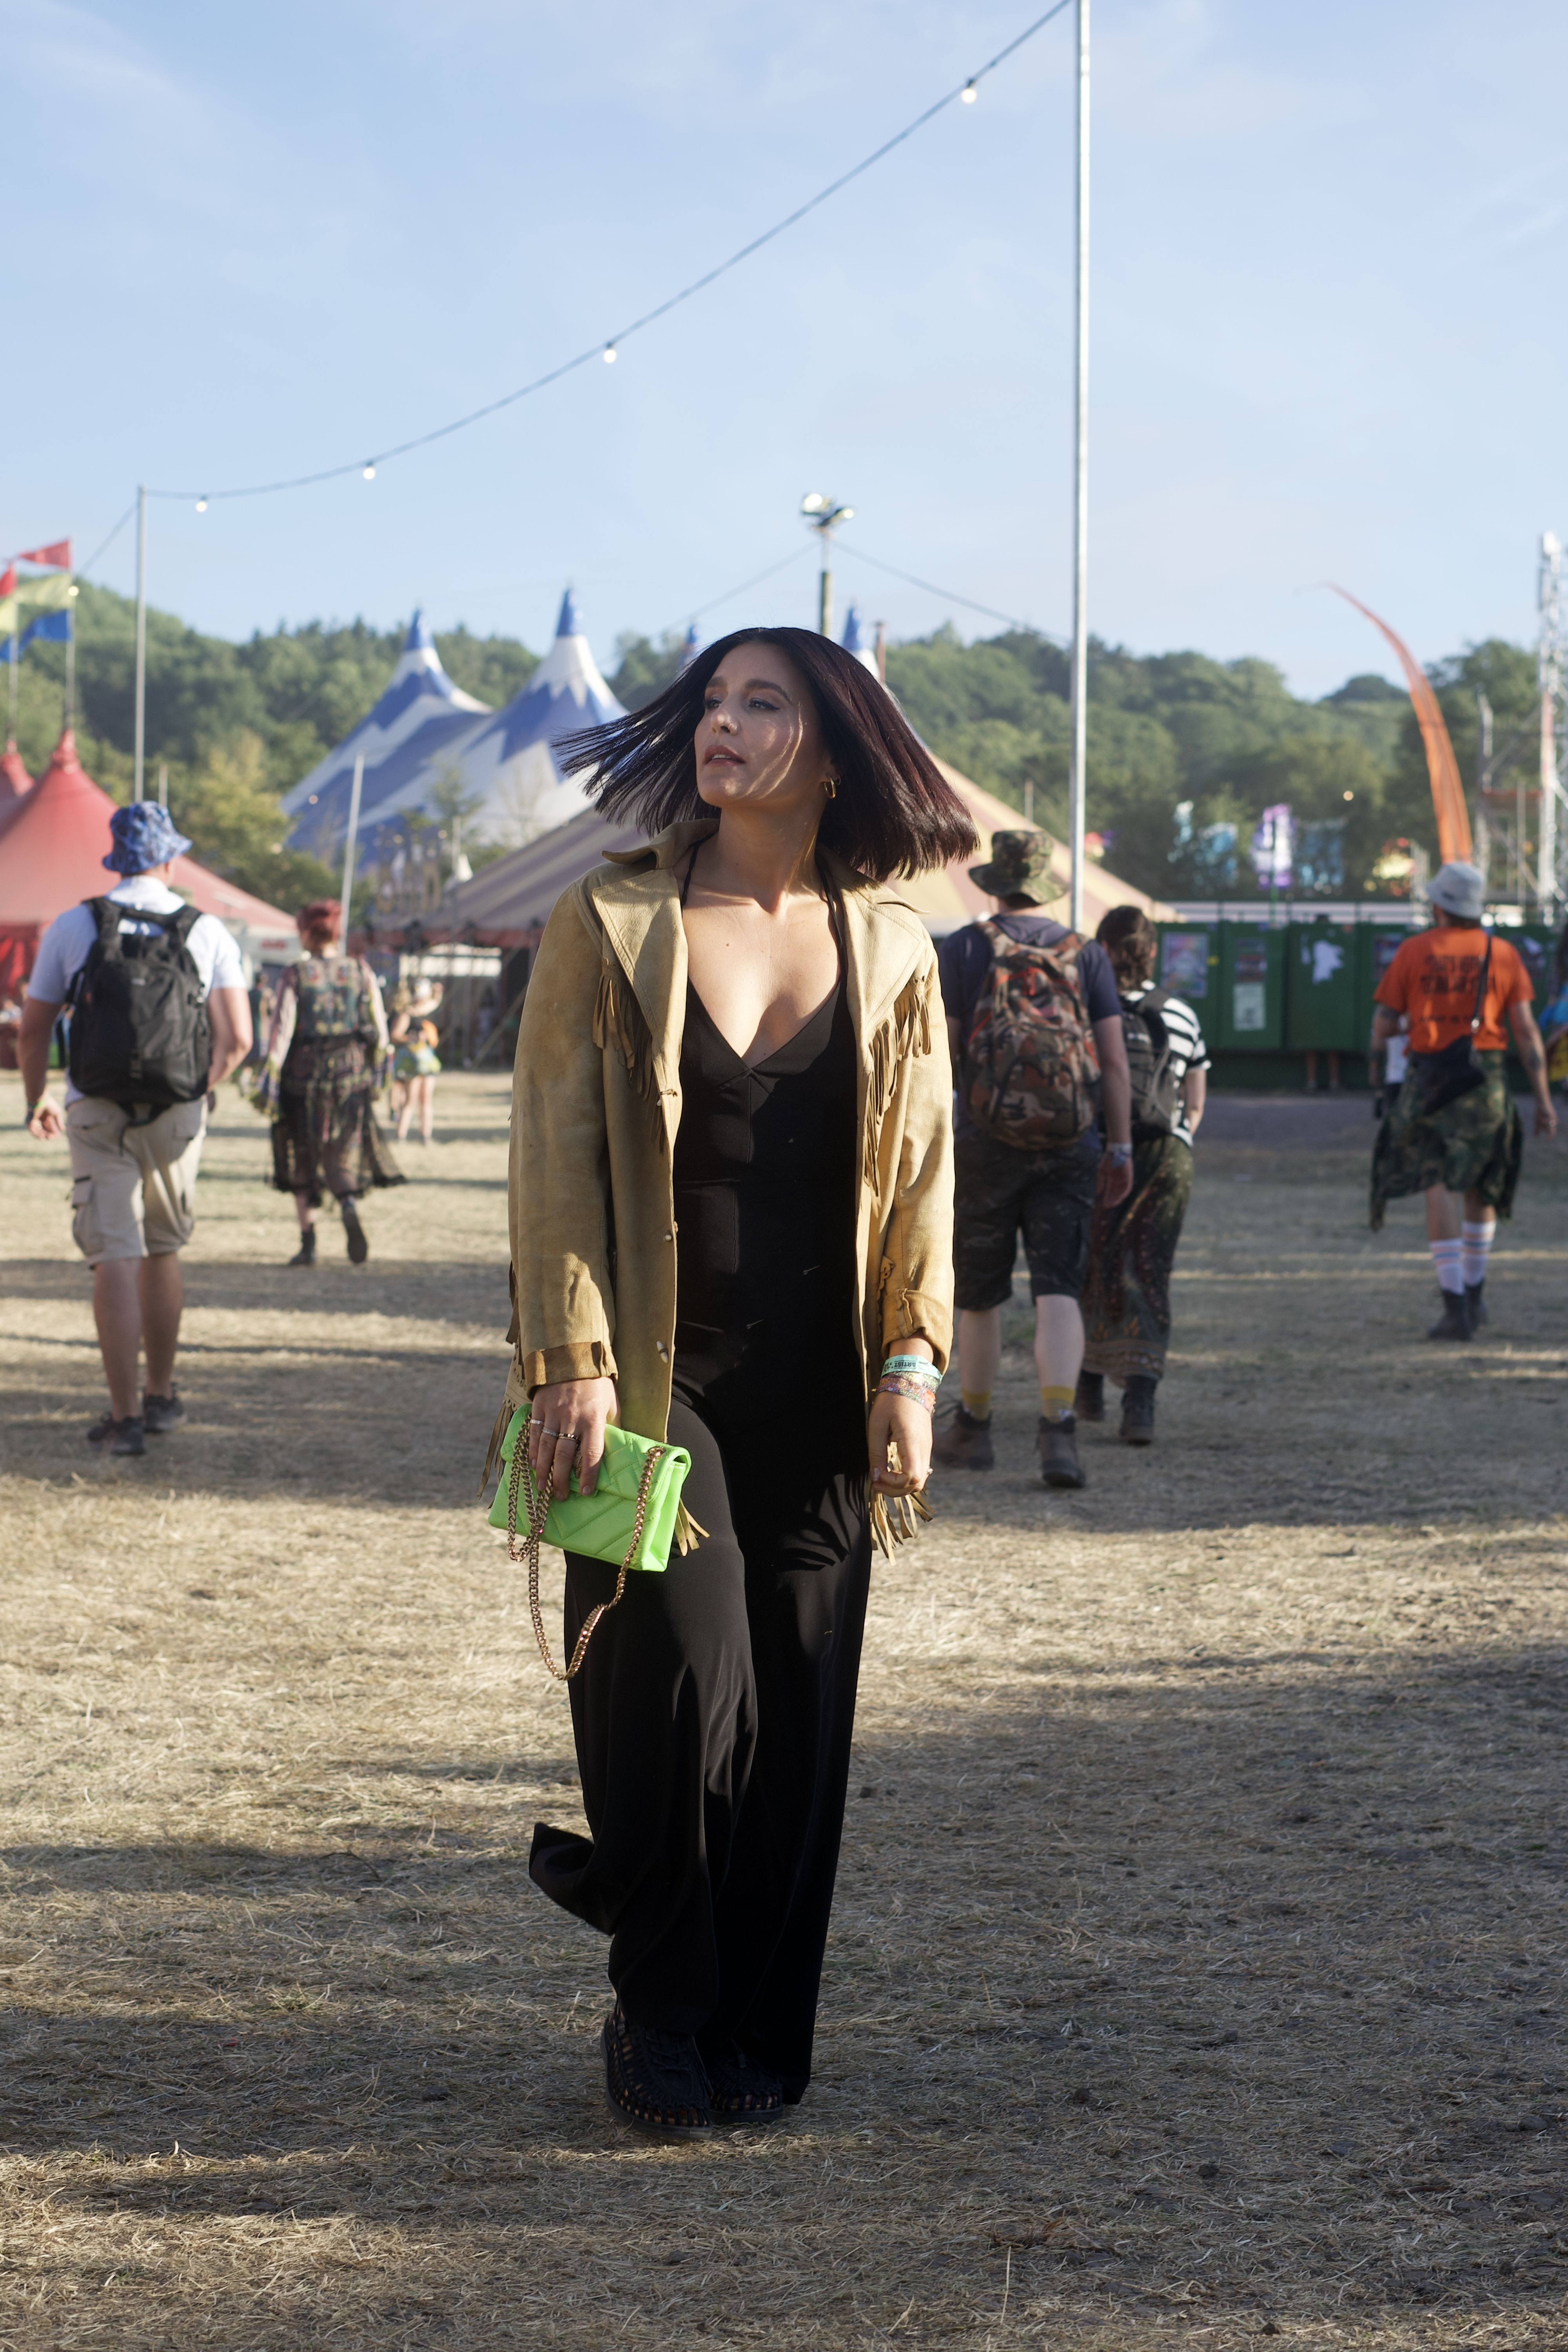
top-left (877, 1374), bottom-right (936, 1412)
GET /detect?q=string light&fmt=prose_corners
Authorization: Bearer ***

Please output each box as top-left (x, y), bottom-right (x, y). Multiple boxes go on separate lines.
top-left (195, 497), bottom-right (208, 512)
top-left (140, 0), bottom-right (1068, 507)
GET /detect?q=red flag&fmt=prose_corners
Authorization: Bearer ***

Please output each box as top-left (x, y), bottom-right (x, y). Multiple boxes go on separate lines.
top-left (16, 539), bottom-right (71, 568)
top-left (0, 566), bottom-right (13, 599)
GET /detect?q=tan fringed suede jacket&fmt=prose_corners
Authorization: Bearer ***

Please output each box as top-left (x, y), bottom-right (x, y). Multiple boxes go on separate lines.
top-left (491, 820), bottom-right (955, 1538)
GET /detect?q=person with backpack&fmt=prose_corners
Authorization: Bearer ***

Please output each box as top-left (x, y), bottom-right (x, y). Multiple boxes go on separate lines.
top-left (18, 801), bottom-right (253, 1458)
top-left (1076, 907), bottom-right (1209, 1445)
top-left (932, 831), bottom-right (1132, 1490)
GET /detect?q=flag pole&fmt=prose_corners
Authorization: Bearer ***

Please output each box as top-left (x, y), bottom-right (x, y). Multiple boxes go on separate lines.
top-left (340, 751), bottom-right (365, 945)
top-left (134, 484), bottom-right (147, 798)
top-left (64, 602), bottom-right (74, 735)
top-left (1067, 0), bottom-right (1090, 934)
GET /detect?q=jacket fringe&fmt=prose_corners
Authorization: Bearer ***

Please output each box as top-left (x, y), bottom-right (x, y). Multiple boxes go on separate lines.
top-left (593, 958), bottom-right (660, 1105)
top-left (479, 1393), bottom-right (520, 1494)
top-left (867, 1483), bottom-right (935, 1559)
top-left (673, 1501), bottom-right (710, 1555)
top-left (863, 967), bottom-right (935, 1185)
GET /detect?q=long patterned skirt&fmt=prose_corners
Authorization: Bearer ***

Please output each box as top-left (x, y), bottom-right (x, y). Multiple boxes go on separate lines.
top-left (1080, 1134), bottom-right (1194, 1385)
top-left (1370, 1050), bottom-right (1522, 1230)
top-left (270, 1036), bottom-right (405, 1206)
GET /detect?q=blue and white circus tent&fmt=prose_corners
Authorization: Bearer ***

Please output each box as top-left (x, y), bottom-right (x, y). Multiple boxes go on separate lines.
top-left (841, 603), bottom-right (880, 677)
top-left (435, 588), bottom-right (626, 848)
top-left (279, 610), bottom-right (491, 866)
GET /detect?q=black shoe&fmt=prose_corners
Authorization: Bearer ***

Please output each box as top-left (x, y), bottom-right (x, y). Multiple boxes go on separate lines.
top-left (86, 1412), bottom-right (146, 1457)
top-left (340, 1198), bottom-right (369, 1265)
top-left (1038, 1411), bottom-right (1086, 1489)
top-left (288, 1225), bottom-right (317, 1267)
top-left (1426, 1290), bottom-right (1472, 1342)
top-left (704, 2043), bottom-right (786, 2124)
top-left (602, 2001), bottom-right (712, 2137)
top-left (1466, 1280), bottom-right (1489, 1329)
top-left (930, 1402), bottom-right (995, 1471)
top-left (1120, 1374), bottom-right (1156, 1446)
top-left (1074, 1372), bottom-right (1106, 1423)
top-left (142, 1387), bottom-right (186, 1435)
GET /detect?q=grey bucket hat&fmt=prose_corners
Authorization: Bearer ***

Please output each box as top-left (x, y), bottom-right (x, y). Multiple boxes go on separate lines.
top-left (968, 828), bottom-right (1056, 904)
top-left (1423, 860), bottom-right (1486, 922)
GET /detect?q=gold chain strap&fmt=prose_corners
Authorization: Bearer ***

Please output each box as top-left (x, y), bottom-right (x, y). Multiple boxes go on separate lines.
top-left (506, 1416), bottom-right (667, 1683)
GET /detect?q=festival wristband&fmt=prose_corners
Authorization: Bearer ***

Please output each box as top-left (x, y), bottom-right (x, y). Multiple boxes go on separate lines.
top-left (1106, 1143), bottom-right (1133, 1165)
top-left (882, 1355), bottom-right (940, 1382)
top-left (877, 1375), bottom-right (936, 1412)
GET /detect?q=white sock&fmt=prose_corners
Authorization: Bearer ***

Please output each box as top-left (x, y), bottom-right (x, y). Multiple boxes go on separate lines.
top-left (1430, 1238), bottom-right (1465, 1296)
top-left (1460, 1217), bottom-right (1495, 1291)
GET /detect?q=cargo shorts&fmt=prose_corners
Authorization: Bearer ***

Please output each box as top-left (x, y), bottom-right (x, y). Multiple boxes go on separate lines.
top-left (66, 1095), bottom-right (207, 1266)
top-left (952, 1129), bottom-right (1102, 1310)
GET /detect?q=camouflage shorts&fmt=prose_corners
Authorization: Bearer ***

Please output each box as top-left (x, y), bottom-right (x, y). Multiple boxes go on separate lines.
top-left (952, 1131), bottom-right (1101, 1311)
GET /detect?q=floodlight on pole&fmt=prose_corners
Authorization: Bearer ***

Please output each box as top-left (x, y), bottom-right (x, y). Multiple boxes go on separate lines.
top-left (801, 494), bottom-right (854, 638)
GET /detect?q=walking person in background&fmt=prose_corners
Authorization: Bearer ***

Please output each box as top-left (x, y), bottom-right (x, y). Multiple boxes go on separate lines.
top-left (392, 979), bottom-right (444, 1147)
top-left (18, 802), bottom-right (253, 1456)
top-left (504, 626), bottom-right (969, 2134)
top-left (1370, 860), bottom-right (1556, 1337)
top-left (258, 899), bottom-right (403, 1266)
top-left (931, 831), bottom-right (1132, 1491)
top-left (1076, 907), bottom-right (1209, 1446)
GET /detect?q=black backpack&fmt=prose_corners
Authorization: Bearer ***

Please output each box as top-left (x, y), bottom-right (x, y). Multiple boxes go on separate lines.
top-left (68, 898), bottom-right (212, 1111)
top-left (1121, 986), bottom-right (1180, 1141)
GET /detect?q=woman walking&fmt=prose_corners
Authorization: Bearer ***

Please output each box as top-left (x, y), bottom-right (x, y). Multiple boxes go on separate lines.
top-left (392, 980), bottom-right (444, 1146)
top-left (495, 627), bottom-right (973, 2134)
top-left (260, 899), bottom-right (404, 1265)
top-left (1076, 907), bottom-right (1209, 1445)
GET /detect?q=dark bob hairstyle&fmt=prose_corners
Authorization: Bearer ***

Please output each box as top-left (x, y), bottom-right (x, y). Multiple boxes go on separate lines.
top-left (559, 626), bottom-right (979, 882)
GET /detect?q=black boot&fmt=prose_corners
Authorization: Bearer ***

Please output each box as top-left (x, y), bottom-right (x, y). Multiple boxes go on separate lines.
top-left (1038, 1412), bottom-right (1086, 1489)
top-left (340, 1197), bottom-right (369, 1264)
top-left (1466, 1280), bottom-right (1489, 1329)
top-left (288, 1225), bottom-right (317, 1267)
top-left (1120, 1373), bottom-right (1157, 1446)
top-left (603, 2000), bottom-right (712, 2137)
top-left (1426, 1289), bottom-right (1471, 1341)
top-left (1074, 1371), bottom-right (1106, 1423)
top-left (931, 1403), bottom-right (995, 1471)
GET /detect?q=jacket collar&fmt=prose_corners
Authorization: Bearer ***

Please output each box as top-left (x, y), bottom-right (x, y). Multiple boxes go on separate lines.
top-left (586, 821), bottom-right (931, 1077)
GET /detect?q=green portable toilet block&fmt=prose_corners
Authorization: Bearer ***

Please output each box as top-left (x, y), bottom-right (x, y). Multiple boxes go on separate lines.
top-left (1285, 920), bottom-right (1359, 1051)
top-left (1216, 924), bottom-right (1285, 1051)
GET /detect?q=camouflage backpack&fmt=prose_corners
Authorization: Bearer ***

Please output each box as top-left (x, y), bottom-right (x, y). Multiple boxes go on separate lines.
top-left (962, 920), bottom-right (1100, 1148)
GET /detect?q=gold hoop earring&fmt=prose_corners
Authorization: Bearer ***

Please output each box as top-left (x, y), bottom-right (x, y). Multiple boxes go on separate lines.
top-left (824, 778), bottom-right (838, 799)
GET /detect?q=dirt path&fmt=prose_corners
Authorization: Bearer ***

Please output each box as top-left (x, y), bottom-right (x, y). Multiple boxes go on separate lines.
top-left (1, 1073), bottom-right (1564, 2350)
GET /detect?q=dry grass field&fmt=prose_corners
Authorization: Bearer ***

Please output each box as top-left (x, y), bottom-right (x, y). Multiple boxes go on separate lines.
top-left (1, 1071), bottom-right (1564, 2352)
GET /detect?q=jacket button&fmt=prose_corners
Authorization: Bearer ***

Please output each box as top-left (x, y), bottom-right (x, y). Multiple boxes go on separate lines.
top-left (662, 1232), bottom-right (673, 1242)
top-left (656, 1342), bottom-right (668, 1359)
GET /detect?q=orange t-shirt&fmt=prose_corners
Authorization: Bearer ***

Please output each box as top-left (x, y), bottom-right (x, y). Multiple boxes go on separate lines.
top-left (1375, 926), bottom-right (1533, 1054)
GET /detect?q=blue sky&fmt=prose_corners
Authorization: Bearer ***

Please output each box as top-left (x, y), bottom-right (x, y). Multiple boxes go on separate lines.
top-left (7, 0), bottom-right (1568, 693)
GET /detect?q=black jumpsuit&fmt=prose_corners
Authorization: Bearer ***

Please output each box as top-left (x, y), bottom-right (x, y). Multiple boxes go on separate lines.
top-left (528, 973), bottom-right (872, 2103)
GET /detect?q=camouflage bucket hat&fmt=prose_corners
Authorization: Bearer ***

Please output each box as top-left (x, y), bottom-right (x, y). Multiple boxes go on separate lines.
top-left (967, 828), bottom-right (1056, 902)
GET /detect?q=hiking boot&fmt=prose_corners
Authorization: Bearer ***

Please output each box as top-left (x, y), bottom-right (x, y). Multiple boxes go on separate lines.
top-left (1426, 1290), bottom-right (1472, 1342)
top-left (340, 1197), bottom-right (369, 1265)
top-left (142, 1387), bottom-right (186, 1435)
top-left (86, 1412), bottom-right (146, 1457)
top-left (930, 1403), bottom-right (995, 1471)
top-left (1074, 1371), bottom-right (1106, 1423)
top-left (1038, 1412), bottom-right (1086, 1489)
top-left (1466, 1280), bottom-right (1489, 1330)
top-left (288, 1225), bottom-right (318, 1267)
top-left (1120, 1374), bottom-right (1156, 1446)
top-left (602, 2000), bottom-right (712, 2137)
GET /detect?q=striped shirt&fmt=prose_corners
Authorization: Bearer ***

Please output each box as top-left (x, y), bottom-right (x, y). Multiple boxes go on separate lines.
top-left (1122, 987), bottom-right (1210, 1147)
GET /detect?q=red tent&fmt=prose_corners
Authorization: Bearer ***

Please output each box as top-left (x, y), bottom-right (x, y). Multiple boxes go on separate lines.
top-left (0, 738), bottom-right (31, 813)
top-left (0, 729), bottom-right (298, 1000)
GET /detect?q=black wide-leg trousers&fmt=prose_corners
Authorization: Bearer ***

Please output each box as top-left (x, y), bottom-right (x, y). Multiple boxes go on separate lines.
top-left (528, 1392), bottom-right (871, 2105)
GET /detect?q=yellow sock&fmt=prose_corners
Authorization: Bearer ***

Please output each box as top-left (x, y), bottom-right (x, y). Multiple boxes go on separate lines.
top-left (1040, 1384), bottom-right (1074, 1418)
top-left (960, 1390), bottom-right (993, 1421)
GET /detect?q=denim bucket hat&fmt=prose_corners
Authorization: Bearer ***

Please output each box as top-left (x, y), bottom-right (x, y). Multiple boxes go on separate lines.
top-left (104, 800), bottom-right (193, 875)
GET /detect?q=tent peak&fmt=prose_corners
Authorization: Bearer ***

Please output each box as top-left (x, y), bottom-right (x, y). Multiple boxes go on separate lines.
top-left (555, 587), bottom-right (583, 640)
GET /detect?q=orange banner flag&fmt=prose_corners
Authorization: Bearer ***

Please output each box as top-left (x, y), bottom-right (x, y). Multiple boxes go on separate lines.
top-left (1330, 585), bottom-right (1472, 865)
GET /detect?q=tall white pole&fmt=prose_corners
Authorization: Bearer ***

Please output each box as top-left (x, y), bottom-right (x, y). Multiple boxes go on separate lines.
top-left (340, 751), bottom-right (365, 941)
top-left (1067, 0), bottom-right (1090, 933)
top-left (1539, 532), bottom-right (1561, 916)
top-left (133, 483), bottom-right (147, 799)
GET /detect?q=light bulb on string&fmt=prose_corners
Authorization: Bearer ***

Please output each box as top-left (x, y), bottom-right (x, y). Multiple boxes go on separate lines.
top-left (603, 344), bottom-right (618, 365)
top-left (362, 463), bottom-right (376, 481)
top-left (961, 80), bottom-right (977, 103)
top-left (195, 497), bottom-right (208, 512)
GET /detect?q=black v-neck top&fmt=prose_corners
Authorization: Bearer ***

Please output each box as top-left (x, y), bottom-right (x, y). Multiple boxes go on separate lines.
top-left (671, 977), bottom-right (860, 1421)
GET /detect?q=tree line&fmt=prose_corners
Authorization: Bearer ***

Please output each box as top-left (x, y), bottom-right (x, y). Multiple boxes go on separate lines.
top-left (6, 583), bottom-right (1534, 907)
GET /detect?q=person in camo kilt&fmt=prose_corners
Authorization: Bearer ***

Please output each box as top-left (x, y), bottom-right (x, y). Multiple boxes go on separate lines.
top-left (1370, 860), bottom-right (1556, 1339)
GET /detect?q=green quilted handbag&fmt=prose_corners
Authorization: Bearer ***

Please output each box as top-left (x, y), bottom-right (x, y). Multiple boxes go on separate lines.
top-left (488, 1410), bottom-right (691, 1681)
